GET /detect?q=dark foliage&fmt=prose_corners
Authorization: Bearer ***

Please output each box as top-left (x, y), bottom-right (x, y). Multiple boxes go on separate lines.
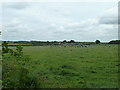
top-left (95, 40), bottom-right (101, 44)
top-left (108, 40), bottom-right (120, 44)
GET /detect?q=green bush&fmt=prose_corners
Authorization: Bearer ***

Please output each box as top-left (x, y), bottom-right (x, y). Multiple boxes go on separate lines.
top-left (2, 43), bottom-right (39, 88)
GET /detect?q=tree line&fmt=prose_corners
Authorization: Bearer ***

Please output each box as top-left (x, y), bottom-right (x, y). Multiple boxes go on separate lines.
top-left (108, 40), bottom-right (120, 44)
top-left (5, 40), bottom-right (96, 46)
top-left (3, 40), bottom-right (120, 46)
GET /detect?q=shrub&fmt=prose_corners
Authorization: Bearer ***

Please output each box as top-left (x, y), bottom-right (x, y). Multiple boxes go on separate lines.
top-left (2, 43), bottom-right (39, 88)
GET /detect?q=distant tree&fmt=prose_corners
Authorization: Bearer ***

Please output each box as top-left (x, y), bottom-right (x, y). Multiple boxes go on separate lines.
top-left (63, 40), bottom-right (67, 43)
top-left (46, 41), bottom-right (50, 45)
top-left (53, 41), bottom-right (57, 43)
top-left (108, 40), bottom-right (120, 44)
top-left (69, 40), bottom-right (75, 43)
top-left (47, 41), bottom-right (49, 43)
top-left (95, 40), bottom-right (101, 44)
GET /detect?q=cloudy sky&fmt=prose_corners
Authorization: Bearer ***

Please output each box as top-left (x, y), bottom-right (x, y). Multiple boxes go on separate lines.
top-left (2, 2), bottom-right (118, 42)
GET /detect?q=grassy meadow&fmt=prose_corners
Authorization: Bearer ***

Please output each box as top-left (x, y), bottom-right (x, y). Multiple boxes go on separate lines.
top-left (3, 44), bottom-right (119, 88)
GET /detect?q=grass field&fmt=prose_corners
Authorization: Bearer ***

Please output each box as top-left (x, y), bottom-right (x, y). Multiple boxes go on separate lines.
top-left (3, 44), bottom-right (119, 88)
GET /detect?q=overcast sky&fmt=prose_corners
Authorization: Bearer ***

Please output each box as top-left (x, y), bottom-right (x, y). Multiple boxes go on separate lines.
top-left (2, 2), bottom-right (118, 42)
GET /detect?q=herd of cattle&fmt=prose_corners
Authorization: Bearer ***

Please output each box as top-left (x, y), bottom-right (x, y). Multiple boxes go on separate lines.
top-left (49, 44), bottom-right (89, 48)
top-left (48, 44), bottom-right (112, 48)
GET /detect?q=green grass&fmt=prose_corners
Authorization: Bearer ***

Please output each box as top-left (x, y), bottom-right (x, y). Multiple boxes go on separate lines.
top-left (7, 44), bottom-right (119, 88)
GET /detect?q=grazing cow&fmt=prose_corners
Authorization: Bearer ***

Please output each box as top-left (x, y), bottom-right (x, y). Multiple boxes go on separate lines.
top-left (81, 45), bottom-right (83, 47)
top-left (76, 45), bottom-right (81, 48)
top-left (84, 45), bottom-right (89, 47)
top-left (63, 46), bottom-right (66, 48)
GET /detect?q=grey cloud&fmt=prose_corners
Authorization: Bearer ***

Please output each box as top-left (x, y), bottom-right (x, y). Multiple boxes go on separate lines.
top-left (3, 3), bottom-right (28, 10)
top-left (99, 16), bottom-right (118, 24)
top-left (99, 6), bottom-right (118, 24)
